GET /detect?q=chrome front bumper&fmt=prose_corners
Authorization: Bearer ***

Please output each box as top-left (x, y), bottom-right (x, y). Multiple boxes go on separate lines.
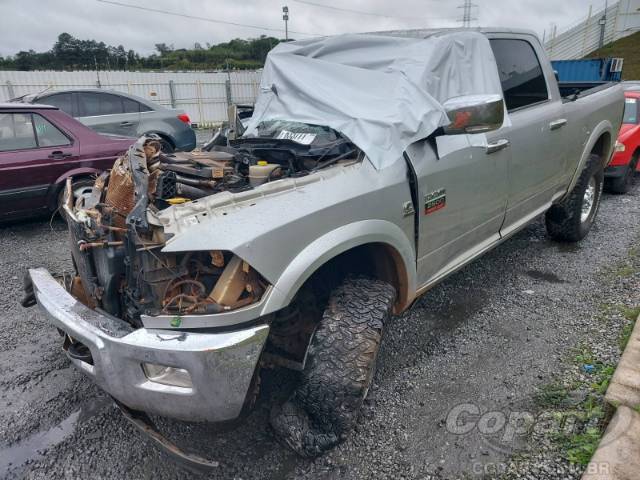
top-left (29, 268), bottom-right (269, 423)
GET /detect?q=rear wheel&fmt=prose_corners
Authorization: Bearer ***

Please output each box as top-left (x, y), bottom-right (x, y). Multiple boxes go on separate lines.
top-left (270, 276), bottom-right (395, 457)
top-left (606, 155), bottom-right (638, 194)
top-left (159, 137), bottom-right (174, 153)
top-left (545, 153), bottom-right (603, 242)
top-left (56, 178), bottom-right (95, 214)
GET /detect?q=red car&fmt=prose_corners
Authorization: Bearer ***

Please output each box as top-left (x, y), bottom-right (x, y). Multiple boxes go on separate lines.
top-left (605, 90), bottom-right (640, 193)
top-left (0, 103), bottom-right (134, 221)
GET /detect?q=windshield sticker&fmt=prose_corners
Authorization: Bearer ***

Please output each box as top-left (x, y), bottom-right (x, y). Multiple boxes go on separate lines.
top-left (276, 130), bottom-right (317, 144)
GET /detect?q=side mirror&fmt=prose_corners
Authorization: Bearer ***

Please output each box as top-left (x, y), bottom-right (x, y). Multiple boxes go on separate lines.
top-left (442, 94), bottom-right (504, 135)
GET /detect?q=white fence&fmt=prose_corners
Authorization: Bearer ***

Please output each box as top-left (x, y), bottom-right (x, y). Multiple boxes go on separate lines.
top-left (545, 0), bottom-right (640, 60)
top-left (0, 70), bottom-right (263, 126)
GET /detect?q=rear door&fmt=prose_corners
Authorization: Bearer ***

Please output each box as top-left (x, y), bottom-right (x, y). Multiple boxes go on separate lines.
top-left (0, 110), bottom-right (79, 218)
top-left (489, 36), bottom-right (568, 236)
top-left (76, 92), bottom-right (140, 137)
top-left (37, 92), bottom-right (75, 117)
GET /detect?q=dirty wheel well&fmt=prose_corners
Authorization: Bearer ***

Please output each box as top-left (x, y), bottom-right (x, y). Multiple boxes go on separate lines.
top-left (306, 243), bottom-right (407, 312)
top-left (264, 243), bottom-right (408, 369)
top-left (591, 132), bottom-right (612, 165)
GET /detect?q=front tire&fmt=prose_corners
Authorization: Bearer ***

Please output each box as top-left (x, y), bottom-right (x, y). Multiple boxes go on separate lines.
top-left (270, 277), bottom-right (395, 457)
top-left (545, 153), bottom-right (603, 242)
top-left (606, 155), bottom-right (638, 194)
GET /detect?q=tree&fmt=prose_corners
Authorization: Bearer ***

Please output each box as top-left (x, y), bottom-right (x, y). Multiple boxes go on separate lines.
top-left (1, 34), bottom-right (284, 71)
top-left (154, 43), bottom-right (174, 55)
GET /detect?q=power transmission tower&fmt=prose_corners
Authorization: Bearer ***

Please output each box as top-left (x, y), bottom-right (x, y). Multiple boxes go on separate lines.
top-left (458, 0), bottom-right (478, 28)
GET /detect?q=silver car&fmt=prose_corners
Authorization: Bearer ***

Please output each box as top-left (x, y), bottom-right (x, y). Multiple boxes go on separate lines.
top-left (20, 89), bottom-right (196, 152)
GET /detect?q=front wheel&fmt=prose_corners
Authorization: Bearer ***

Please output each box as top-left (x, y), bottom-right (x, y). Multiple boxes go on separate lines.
top-left (270, 277), bottom-right (395, 457)
top-left (545, 153), bottom-right (603, 243)
top-left (605, 156), bottom-right (638, 194)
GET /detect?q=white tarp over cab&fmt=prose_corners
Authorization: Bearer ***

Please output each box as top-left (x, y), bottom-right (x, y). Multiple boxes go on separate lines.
top-left (245, 31), bottom-right (504, 170)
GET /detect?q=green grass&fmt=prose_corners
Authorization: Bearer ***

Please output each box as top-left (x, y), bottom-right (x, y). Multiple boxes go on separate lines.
top-left (587, 31), bottom-right (640, 80)
top-left (563, 428), bottom-right (602, 466)
top-left (535, 383), bottom-right (570, 407)
top-left (536, 345), bottom-right (618, 466)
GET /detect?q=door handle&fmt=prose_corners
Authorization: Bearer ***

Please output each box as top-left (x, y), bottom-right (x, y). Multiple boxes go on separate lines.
top-left (486, 139), bottom-right (510, 154)
top-left (549, 118), bottom-right (568, 130)
top-left (120, 121), bottom-right (133, 127)
top-left (47, 151), bottom-right (72, 160)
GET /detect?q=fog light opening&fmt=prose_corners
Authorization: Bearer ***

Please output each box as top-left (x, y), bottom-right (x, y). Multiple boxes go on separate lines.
top-left (142, 362), bottom-right (193, 388)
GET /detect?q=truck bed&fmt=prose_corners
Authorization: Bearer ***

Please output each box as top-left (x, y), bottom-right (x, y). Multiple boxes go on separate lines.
top-left (559, 81), bottom-right (619, 102)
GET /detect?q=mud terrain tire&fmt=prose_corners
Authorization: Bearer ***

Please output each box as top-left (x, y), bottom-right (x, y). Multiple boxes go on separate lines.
top-left (545, 153), bottom-right (603, 242)
top-left (270, 276), bottom-right (395, 457)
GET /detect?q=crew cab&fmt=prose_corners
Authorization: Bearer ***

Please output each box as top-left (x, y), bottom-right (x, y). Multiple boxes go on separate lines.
top-left (23, 28), bottom-right (624, 466)
top-left (0, 104), bottom-right (134, 221)
top-left (604, 89), bottom-right (640, 193)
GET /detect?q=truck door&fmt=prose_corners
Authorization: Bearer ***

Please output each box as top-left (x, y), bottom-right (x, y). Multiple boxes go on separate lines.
top-left (406, 121), bottom-right (510, 287)
top-left (489, 36), bottom-right (568, 237)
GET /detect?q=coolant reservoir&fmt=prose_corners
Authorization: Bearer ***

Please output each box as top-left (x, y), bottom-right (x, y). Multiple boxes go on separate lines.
top-left (249, 162), bottom-right (279, 187)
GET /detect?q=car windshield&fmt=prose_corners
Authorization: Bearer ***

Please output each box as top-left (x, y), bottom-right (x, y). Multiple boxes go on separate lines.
top-left (623, 98), bottom-right (638, 124)
top-left (249, 120), bottom-right (343, 146)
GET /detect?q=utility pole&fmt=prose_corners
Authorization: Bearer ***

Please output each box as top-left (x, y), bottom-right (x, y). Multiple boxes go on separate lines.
top-left (282, 6), bottom-right (289, 41)
top-left (458, 0), bottom-right (478, 28)
top-left (598, 0), bottom-right (608, 48)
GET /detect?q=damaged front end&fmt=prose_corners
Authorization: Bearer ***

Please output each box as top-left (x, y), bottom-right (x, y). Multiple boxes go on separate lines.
top-left (25, 130), bottom-right (361, 466)
top-left (63, 135), bottom-right (271, 326)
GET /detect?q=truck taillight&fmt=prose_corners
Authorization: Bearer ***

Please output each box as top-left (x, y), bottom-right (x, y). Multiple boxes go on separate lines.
top-left (177, 113), bottom-right (191, 125)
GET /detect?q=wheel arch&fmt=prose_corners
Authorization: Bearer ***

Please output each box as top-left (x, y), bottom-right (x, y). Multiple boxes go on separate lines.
top-left (260, 220), bottom-right (416, 316)
top-left (45, 167), bottom-right (101, 211)
top-left (565, 122), bottom-right (614, 197)
top-left (142, 130), bottom-right (175, 148)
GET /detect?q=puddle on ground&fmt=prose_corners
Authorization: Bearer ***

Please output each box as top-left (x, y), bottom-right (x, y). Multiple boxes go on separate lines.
top-left (525, 270), bottom-right (567, 284)
top-left (0, 396), bottom-right (110, 477)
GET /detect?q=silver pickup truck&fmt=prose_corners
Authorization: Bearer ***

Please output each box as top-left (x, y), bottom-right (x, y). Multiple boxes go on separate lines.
top-left (23, 28), bottom-right (623, 465)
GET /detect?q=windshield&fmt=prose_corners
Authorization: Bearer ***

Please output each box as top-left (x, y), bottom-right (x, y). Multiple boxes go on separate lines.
top-left (624, 98), bottom-right (638, 124)
top-left (248, 120), bottom-right (343, 146)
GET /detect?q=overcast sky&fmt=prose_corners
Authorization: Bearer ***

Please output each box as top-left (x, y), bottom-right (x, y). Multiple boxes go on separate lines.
top-left (0, 0), bottom-right (607, 57)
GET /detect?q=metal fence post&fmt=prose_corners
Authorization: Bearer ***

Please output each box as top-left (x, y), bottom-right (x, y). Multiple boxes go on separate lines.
top-left (168, 80), bottom-right (177, 109)
top-left (225, 78), bottom-right (232, 109)
top-left (196, 80), bottom-right (204, 125)
top-left (5, 80), bottom-right (15, 99)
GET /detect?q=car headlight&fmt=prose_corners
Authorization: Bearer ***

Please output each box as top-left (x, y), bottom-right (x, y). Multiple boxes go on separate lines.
top-left (142, 362), bottom-right (192, 388)
top-left (614, 140), bottom-right (626, 153)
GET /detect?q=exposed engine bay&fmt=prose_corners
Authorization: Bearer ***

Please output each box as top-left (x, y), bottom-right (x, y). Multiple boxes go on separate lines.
top-left (63, 130), bottom-right (361, 327)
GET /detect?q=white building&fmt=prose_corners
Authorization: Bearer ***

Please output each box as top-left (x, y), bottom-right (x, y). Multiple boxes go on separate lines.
top-left (545, 0), bottom-right (640, 60)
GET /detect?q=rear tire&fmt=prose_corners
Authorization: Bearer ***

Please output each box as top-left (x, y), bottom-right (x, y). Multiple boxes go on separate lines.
top-left (605, 155), bottom-right (638, 194)
top-left (159, 138), bottom-right (174, 153)
top-left (545, 153), bottom-right (603, 242)
top-left (270, 276), bottom-right (395, 457)
top-left (56, 178), bottom-right (95, 214)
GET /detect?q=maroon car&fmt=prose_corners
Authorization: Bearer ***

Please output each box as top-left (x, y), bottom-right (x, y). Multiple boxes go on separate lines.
top-left (0, 103), bottom-right (134, 221)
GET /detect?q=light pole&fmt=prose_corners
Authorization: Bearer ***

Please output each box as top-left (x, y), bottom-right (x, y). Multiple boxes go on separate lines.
top-left (282, 6), bottom-right (289, 41)
top-left (598, 0), bottom-right (608, 48)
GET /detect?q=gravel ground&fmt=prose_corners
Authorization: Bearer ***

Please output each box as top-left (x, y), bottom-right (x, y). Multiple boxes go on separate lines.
top-left (0, 182), bottom-right (639, 480)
